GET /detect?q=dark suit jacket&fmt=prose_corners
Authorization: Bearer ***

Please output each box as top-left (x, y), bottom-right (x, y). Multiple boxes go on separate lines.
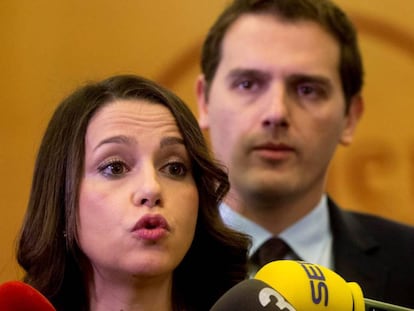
top-left (328, 197), bottom-right (414, 308)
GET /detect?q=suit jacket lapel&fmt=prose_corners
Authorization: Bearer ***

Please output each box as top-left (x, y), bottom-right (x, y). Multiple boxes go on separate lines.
top-left (327, 197), bottom-right (388, 298)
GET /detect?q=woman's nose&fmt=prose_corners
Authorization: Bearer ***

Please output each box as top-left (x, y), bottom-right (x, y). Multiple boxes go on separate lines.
top-left (132, 166), bottom-right (162, 208)
top-left (139, 196), bottom-right (161, 207)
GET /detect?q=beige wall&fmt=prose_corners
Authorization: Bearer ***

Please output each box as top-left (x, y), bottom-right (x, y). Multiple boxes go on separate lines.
top-left (1, 0), bottom-right (413, 283)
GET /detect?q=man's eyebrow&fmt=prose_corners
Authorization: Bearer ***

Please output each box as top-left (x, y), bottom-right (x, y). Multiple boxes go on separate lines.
top-left (160, 136), bottom-right (185, 148)
top-left (226, 69), bottom-right (334, 89)
top-left (93, 135), bottom-right (135, 151)
top-left (288, 73), bottom-right (332, 86)
top-left (226, 68), bottom-right (271, 80)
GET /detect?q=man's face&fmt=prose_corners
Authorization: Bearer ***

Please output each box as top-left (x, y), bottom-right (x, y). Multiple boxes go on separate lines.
top-left (196, 14), bottom-right (362, 207)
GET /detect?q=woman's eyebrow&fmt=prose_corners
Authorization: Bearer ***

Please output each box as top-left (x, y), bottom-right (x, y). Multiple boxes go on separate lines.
top-left (160, 136), bottom-right (185, 148)
top-left (93, 135), bottom-right (135, 151)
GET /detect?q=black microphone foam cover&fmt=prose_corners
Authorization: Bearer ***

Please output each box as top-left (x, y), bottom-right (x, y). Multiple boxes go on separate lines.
top-left (210, 278), bottom-right (295, 311)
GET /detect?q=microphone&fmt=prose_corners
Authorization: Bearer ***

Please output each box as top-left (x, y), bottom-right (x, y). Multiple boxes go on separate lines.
top-left (0, 281), bottom-right (56, 311)
top-left (255, 260), bottom-right (413, 311)
top-left (210, 278), bottom-right (296, 310)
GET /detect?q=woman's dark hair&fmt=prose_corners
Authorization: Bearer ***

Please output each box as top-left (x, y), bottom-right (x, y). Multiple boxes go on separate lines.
top-left (16, 74), bottom-right (250, 311)
top-left (200, 0), bottom-right (364, 111)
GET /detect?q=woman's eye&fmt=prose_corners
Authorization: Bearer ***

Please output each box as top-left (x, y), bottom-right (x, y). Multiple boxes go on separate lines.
top-left (98, 160), bottom-right (129, 177)
top-left (162, 162), bottom-right (188, 178)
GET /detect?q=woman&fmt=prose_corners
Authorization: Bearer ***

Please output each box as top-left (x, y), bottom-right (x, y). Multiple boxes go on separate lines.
top-left (16, 74), bottom-right (250, 311)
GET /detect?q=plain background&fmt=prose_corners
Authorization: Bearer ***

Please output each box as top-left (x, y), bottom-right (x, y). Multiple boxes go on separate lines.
top-left (1, 0), bottom-right (413, 283)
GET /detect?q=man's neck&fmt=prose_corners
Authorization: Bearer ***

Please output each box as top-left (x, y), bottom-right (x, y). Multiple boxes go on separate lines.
top-left (224, 189), bottom-right (323, 235)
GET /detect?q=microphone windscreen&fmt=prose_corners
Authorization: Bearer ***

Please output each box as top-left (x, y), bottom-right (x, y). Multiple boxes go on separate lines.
top-left (210, 278), bottom-right (296, 310)
top-left (0, 281), bottom-right (56, 311)
top-left (255, 260), bottom-right (364, 311)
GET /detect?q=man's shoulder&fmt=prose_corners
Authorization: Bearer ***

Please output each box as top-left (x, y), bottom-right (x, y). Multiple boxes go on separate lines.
top-left (345, 208), bottom-right (414, 234)
top-left (328, 196), bottom-right (413, 227)
top-left (328, 197), bottom-right (414, 246)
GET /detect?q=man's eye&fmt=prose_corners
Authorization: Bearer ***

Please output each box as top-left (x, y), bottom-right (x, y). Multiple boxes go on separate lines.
top-left (162, 162), bottom-right (188, 178)
top-left (297, 84), bottom-right (326, 100)
top-left (99, 161), bottom-right (129, 177)
top-left (239, 80), bottom-right (254, 90)
top-left (298, 85), bottom-right (315, 95)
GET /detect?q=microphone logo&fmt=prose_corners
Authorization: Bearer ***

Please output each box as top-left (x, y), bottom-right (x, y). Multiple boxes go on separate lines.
top-left (258, 287), bottom-right (296, 310)
top-left (299, 262), bottom-right (329, 306)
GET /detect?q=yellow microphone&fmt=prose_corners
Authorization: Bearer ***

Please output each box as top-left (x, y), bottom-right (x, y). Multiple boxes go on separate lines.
top-left (255, 260), bottom-right (413, 311)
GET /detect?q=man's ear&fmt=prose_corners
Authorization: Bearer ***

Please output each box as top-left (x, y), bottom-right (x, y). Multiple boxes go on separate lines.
top-left (340, 94), bottom-right (364, 146)
top-left (195, 74), bottom-right (210, 129)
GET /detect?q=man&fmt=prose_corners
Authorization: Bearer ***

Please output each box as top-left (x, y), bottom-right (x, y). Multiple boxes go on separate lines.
top-left (195, 0), bottom-right (414, 307)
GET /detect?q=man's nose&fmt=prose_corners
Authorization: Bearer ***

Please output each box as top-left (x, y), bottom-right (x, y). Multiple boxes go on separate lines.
top-left (261, 84), bottom-right (289, 129)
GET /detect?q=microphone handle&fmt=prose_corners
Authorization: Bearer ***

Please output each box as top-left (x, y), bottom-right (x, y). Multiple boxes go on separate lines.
top-left (365, 298), bottom-right (414, 311)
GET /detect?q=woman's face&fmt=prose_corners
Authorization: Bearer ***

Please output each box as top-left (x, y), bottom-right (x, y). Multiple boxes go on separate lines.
top-left (78, 99), bottom-right (199, 282)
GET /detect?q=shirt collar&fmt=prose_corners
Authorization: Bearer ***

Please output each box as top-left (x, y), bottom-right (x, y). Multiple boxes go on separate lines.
top-left (219, 195), bottom-right (332, 266)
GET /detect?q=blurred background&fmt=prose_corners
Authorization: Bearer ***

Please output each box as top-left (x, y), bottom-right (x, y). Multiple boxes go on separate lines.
top-left (1, 0), bottom-right (413, 283)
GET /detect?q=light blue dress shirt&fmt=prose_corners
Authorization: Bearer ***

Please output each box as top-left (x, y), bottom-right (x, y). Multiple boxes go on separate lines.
top-left (219, 194), bottom-right (333, 276)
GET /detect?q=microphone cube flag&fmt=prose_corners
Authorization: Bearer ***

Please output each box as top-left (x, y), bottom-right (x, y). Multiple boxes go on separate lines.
top-left (254, 260), bottom-right (365, 311)
top-left (0, 281), bottom-right (56, 311)
top-left (210, 278), bottom-right (295, 311)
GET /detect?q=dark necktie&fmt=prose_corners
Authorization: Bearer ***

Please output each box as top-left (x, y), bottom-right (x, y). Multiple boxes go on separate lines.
top-left (251, 237), bottom-right (291, 267)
